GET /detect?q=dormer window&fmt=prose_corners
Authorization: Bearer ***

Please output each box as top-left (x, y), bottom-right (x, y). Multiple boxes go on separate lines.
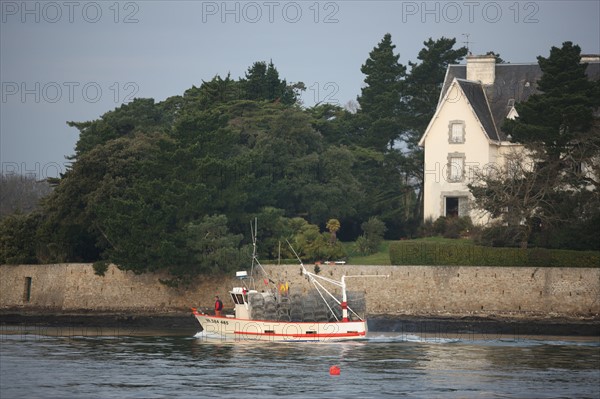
top-left (448, 121), bottom-right (465, 144)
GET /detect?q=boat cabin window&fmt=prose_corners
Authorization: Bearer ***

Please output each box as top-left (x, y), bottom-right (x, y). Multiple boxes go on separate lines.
top-left (230, 293), bottom-right (246, 305)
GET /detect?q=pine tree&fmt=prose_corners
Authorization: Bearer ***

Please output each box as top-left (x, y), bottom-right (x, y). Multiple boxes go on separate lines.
top-left (243, 61), bottom-right (269, 101)
top-left (241, 61), bottom-right (298, 104)
top-left (357, 33), bottom-right (407, 151)
top-left (504, 41), bottom-right (599, 161)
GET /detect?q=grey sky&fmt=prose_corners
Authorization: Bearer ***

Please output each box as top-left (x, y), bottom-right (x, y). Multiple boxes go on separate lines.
top-left (1, 0), bottom-right (599, 179)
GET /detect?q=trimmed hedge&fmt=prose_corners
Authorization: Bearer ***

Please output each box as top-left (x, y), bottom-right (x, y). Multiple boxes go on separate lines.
top-left (389, 241), bottom-right (600, 267)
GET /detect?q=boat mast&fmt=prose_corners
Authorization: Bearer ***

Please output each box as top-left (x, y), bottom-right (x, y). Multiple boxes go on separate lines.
top-left (341, 275), bottom-right (348, 322)
top-left (249, 218), bottom-right (258, 291)
top-left (248, 218), bottom-right (274, 292)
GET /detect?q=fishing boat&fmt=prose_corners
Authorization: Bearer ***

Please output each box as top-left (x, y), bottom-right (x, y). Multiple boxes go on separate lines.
top-left (192, 221), bottom-right (385, 342)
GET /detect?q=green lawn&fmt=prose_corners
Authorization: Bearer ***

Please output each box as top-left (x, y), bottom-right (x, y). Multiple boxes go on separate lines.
top-left (342, 237), bottom-right (474, 265)
top-left (342, 240), bottom-right (393, 265)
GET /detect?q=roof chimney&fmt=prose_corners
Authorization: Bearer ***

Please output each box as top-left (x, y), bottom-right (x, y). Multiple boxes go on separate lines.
top-left (580, 54), bottom-right (600, 63)
top-left (466, 54), bottom-right (496, 85)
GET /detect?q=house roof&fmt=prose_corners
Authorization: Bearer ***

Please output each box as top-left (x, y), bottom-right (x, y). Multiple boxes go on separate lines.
top-left (455, 79), bottom-right (500, 141)
top-left (440, 63), bottom-right (543, 141)
top-left (435, 61), bottom-right (600, 142)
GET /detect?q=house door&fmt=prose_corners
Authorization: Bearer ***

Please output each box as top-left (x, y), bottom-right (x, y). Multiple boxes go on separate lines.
top-left (445, 197), bottom-right (459, 217)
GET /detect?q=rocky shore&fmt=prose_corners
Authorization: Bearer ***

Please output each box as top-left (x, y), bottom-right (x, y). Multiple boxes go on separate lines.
top-left (2, 311), bottom-right (598, 337)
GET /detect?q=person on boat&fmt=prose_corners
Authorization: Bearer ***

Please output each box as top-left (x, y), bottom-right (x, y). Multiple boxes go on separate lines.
top-left (214, 296), bottom-right (223, 316)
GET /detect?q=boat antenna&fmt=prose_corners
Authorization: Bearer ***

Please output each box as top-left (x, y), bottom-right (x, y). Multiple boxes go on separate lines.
top-left (248, 218), bottom-right (273, 291)
top-left (251, 218), bottom-right (257, 261)
top-left (286, 239), bottom-right (308, 274)
top-left (249, 218), bottom-right (257, 290)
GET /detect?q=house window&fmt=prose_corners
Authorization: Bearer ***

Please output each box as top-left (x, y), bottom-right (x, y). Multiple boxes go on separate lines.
top-left (448, 121), bottom-right (465, 144)
top-left (445, 196), bottom-right (469, 217)
top-left (447, 153), bottom-right (465, 182)
top-left (446, 197), bottom-right (459, 217)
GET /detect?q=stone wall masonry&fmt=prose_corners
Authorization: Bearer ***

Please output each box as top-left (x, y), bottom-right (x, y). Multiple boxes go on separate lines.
top-left (1, 263), bottom-right (599, 319)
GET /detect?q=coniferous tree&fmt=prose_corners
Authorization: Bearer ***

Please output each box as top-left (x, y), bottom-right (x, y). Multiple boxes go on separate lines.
top-left (357, 33), bottom-right (407, 151)
top-left (243, 61), bottom-right (269, 101)
top-left (241, 61), bottom-right (299, 104)
top-left (505, 42), bottom-right (599, 161)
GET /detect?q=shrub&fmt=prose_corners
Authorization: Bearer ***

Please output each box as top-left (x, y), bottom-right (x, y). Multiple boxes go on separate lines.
top-left (444, 216), bottom-right (473, 239)
top-left (433, 216), bottom-right (448, 235)
top-left (360, 217), bottom-right (387, 254)
top-left (417, 217), bottom-right (436, 237)
top-left (354, 235), bottom-right (371, 256)
top-left (419, 216), bottom-right (473, 239)
top-left (93, 260), bottom-right (110, 276)
top-left (473, 224), bottom-right (522, 247)
top-left (389, 241), bottom-right (599, 267)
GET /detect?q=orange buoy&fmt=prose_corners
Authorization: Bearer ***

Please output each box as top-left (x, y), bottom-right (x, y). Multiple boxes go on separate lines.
top-left (329, 365), bottom-right (341, 375)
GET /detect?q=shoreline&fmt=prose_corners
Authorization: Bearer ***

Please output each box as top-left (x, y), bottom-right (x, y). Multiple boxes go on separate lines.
top-left (2, 311), bottom-right (598, 337)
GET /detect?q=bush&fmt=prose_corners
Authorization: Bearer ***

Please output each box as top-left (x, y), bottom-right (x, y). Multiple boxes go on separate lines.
top-left (531, 215), bottom-right (600, 251)
top-left (294, 223), bottom-right (347, 262)
top-left (360, 217), bottom-right (387, 254)
top-left (417, 217), bottom-right (436, 237)
top-left (433, 216), bottom-right (448, 236)
top-left (93, 260), bottom-right (110, 276)
top-left (473, 224), bottom-right (523, 248)
top-left (354, 235), bottom-right (371, 256)
top-left (389, 240), bottom-right (599, 267)
top-left (419, 216), bottom-right (473, 239)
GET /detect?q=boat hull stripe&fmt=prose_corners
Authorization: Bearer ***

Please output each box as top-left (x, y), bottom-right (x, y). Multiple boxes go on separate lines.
top-left (233, 331), bottom-right (366, 338)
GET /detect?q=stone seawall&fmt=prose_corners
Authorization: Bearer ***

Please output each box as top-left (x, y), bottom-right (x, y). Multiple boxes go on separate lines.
top-left (1, 264), bottom-right (599, 319)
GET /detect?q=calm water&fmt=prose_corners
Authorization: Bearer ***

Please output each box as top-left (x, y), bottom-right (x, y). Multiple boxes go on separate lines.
top-left (1, 326), bottom-right (599, 399)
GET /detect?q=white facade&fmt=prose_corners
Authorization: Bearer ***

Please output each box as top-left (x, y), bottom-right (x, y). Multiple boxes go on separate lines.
top-left (419, 55), bottom-right (523, 224)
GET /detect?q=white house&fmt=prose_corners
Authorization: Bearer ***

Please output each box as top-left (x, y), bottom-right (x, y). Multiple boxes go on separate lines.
top-left (418, 54), bottom-right (600, 225)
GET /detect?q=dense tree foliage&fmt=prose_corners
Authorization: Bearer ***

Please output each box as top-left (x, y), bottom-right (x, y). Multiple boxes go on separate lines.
top-left (0, 212), bottom-right (41, 264)
top-left (505, 42), bottom-right (599, 160)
